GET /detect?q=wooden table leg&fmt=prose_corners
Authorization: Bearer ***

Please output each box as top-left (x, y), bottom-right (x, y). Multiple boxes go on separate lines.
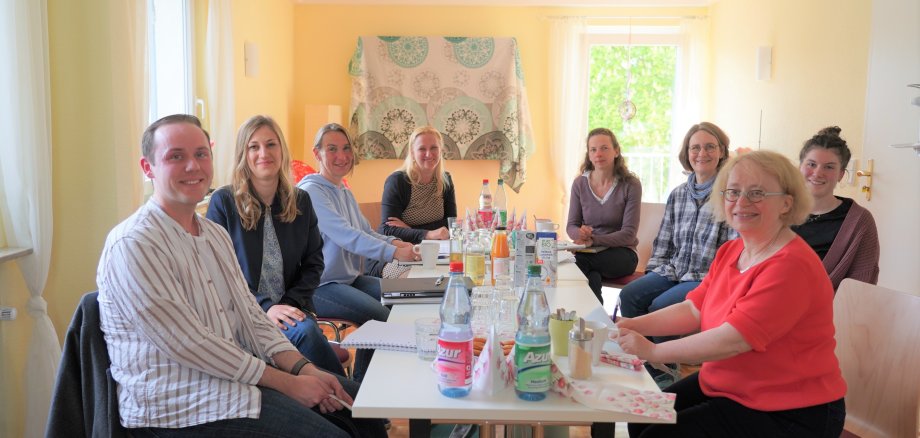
top-left (591, 422), bottom-right (615, 438)
top-left (409, 419), bottom-right (431, 438)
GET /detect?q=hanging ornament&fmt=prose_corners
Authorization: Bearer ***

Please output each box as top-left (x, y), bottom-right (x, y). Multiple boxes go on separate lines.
top-left (620, 19), bottom-right (637, 122)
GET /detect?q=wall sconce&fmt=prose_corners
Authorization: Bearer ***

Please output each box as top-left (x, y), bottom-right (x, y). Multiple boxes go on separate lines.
top-left (756, 46), bottom-right (772, 81)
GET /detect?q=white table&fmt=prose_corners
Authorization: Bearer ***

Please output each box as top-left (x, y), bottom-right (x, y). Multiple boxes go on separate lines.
top-left (353, 270), bottom-right (671, 437)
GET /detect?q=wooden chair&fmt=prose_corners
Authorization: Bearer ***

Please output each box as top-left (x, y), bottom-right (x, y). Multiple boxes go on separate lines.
top-left (358, 201), bottom-right (383, 230)
top-left (835, 279), bottom-right (920, 438)
top-left (602, 202), bottom-right (666, 288)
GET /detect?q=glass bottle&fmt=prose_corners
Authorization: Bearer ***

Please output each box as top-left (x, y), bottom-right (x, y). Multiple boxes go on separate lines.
top-left (463, 232), bottom-right (486, 287)
top-left (437, 261), bottom-right (473, 397)
top-left (491, 226), bottom-right (510, 285)
top-left (515, 265), bottom-right (551, 401)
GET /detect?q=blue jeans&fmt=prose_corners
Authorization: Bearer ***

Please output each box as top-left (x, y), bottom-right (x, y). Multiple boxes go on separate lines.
top-left (619, 272), bottom-right (699, 344)
top-left (314, 275), bottom-right (390, 324)
top-left (132, 384), bottom-right (387, 437)
top-left (619, 272), bottom-right (700, 317)
top-left (314, 275), bottom-right (390, 381)
top-left (282, 318), bottom-right (345, 376)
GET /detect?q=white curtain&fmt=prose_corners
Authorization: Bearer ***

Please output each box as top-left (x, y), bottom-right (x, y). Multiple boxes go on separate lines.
top-left (206, 0), bottom-right (236, 187)
top-left (669, 16), bottom-right (711, 188)
top-left (549, 17), bottom-right (589, 226)
top-left (110, 1), bottom-right (148, 218)
top-left (0, 1), bottom-right (57, 436)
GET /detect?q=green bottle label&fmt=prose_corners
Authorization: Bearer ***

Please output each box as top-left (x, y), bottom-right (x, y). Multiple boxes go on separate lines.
top-left (514, 341), bottom-right (551, 393)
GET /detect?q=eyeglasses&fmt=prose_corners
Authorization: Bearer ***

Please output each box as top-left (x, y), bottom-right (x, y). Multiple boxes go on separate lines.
top-left (721, 189), bottom-right (787, 203)
top-left (689, 143), bottom-right (719, 153)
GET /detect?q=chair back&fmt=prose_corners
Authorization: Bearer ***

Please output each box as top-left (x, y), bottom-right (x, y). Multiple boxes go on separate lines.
top-left (359, 201), bottom-right (383, 230)
top-left (635, 202), bottom-right (665, 273)
top-left (834, 279), bottom-right (920, 438)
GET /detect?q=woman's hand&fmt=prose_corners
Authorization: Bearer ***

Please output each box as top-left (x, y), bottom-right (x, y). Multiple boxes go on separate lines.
top-left (393, 244), bottom-right (416, 262)
top-left (266, 304), bottom-right (306, 330)
top-left (385, 216), bottom-right (410, 228)
top-left (616, 327), bottom-right (657, 361)
top-left (578, 225), bottom-right (594, 241)
top-left (426, 227), bottom-right (449, 240)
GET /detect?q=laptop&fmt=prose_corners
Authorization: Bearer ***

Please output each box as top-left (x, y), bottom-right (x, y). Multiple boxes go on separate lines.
top-left (380, 276), bottom-right (475, 305)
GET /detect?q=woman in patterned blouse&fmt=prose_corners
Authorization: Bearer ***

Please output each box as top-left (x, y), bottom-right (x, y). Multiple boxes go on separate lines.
top-left (370, 126), bottom-right (457, 277)
top-left (206, 115), bottom-right (346, 375)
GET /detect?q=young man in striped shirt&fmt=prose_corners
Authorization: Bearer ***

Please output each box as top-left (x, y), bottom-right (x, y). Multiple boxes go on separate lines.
top-left (96, 114), bottom-right (385, 437)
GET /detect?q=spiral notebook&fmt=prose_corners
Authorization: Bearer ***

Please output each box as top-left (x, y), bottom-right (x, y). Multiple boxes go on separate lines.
top-left (340, 320), bottom-right (416, 352)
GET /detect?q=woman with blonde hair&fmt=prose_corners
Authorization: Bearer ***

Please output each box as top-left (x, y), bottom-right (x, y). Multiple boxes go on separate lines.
top-left (566, 127), bottom-right (642, 303)
top-left (207, 115), bottom-right (345, 376)
top-left (618, 151), bottom-right (845, 437)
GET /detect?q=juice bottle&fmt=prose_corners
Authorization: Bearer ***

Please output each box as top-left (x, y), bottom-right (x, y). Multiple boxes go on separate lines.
top-left (491, 226), bottom-right (510, 285)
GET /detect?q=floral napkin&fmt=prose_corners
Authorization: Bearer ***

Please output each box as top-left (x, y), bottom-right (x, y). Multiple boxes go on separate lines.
top-left (550, 364), bottom-right (676, 421)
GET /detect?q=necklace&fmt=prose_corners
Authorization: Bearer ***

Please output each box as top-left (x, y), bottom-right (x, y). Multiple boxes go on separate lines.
top-left (739, 228), bottom-right (785, 273)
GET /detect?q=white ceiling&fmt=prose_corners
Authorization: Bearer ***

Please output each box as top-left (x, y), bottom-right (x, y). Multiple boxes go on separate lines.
top-left (295, 0), bottom-right (711, 6)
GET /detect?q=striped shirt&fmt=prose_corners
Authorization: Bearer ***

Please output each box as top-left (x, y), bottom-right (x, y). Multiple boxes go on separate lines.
top-left (646, 182), bottom-right (737, 282)
top-left (97, 200), bottom-right (296, 428)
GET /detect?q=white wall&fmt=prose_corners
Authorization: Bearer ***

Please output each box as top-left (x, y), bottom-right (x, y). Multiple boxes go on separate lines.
top-left (861, 0), bottom-right (920, 294)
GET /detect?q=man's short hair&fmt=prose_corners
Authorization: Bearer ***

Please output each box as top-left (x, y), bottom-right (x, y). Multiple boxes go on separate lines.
top-left (141, 114), bottom-right (210, 164)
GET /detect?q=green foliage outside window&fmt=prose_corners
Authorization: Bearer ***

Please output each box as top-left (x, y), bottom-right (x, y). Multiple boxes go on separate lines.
top-left (588, 45), bottom-right (677, 201)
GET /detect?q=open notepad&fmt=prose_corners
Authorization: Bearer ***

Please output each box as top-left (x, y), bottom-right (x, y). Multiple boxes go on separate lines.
top-left (340, 320), bottom-right (416, 352)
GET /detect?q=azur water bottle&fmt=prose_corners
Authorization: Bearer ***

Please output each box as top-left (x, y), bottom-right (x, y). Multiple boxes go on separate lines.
top-left (514, 264), bottom-right (551, 401)
top-left (477, 179), bottom-right (493, 227)
top-left (437, 261), bottom-right (473, 398)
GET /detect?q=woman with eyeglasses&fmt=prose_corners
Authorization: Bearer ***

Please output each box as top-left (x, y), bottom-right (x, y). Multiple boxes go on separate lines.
top-left (617, 122), bottom-right (737, 388)
top-left (566, 127), bottom-right (642, 304)
top-left (617, 151), bottom-right (846, 437)
top-left (793, 126), bottom-right (879, 290)
top-left (619, 123), bottom-right (736, 325)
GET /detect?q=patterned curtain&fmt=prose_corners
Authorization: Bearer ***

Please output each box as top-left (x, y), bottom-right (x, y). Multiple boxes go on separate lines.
top-left (348, 36), bottom-right (535, 192)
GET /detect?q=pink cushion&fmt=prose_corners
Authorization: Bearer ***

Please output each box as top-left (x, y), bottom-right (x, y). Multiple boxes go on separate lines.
top-left (602, 271), bottom-right (644, 287)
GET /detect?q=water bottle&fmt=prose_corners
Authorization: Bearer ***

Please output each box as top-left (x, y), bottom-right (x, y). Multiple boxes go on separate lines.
top-left (494, 178), bottom-right (508, 228)
top-left (437, 261), bottom-right (473, 398)
top-left (464, 231), bottom-right (486, 286)
top-left (514, 265), bottom-right (551, 401)
top-left (478, 179), bottom-right (493, 227)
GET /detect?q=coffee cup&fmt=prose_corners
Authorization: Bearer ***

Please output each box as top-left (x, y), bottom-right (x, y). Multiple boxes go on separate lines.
top-left (535, 220), bottom-right (559, 232)
top-left (412, 242), bottom-right (439, 269)
top-left (584, 320), bottom-right (610, 366)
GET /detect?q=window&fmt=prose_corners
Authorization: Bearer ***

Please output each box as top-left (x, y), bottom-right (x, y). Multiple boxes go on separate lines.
top-left (148, 0), bottom-right (194, 122)
top-left (587, 25), bottom-right (681, 203)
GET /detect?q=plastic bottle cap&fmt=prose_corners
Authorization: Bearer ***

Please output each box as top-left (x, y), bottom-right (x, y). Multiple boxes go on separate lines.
top-left (449, 261), bottom-right (464, 273)
top-left (482, 179), bottom-right (488, 184)
top-left (527, 265), bottom-right (542, 276)
top-left (496, 226), bottom-right (506, 231)
top-left (497, 178), bottom-right (503, 184)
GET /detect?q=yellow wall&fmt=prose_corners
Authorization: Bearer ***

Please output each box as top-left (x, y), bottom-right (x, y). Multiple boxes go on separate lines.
top-left (290, 5), bottom-right (704, 220)
top-left (231, 0), bottom-right (295, 138)
top-left (709, 0), bottom-right (870, 200)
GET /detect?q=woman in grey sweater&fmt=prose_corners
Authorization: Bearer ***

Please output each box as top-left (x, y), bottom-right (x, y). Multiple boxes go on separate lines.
top-left (566, 127), bottom-right (642, 303)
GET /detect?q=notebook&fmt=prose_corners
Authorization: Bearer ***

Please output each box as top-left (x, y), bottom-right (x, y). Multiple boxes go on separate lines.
top-left (340, 320), bottom-right (416, 352)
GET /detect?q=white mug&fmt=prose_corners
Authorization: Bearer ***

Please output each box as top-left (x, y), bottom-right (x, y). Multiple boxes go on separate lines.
top-left (585, 320), bottom-right (611, 366)
top-left (535, 220), bottom-right (559, 232)
top-left (412, 242), bottom-right (439, 269)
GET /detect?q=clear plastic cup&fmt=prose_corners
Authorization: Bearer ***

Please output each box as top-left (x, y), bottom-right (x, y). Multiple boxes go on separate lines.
top-left (414, 317), bottom-right (440, 360)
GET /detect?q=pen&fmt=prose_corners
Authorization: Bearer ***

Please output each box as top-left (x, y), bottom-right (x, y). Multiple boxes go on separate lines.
top-left (327, 393), bottom-right (352, 410)
top-left (434, 274), bottom-right (445, 286)
top-left (612, 298), bottom-right (621, 323)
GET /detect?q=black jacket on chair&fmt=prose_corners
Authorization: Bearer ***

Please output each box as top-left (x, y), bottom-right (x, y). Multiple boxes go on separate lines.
top-left (47, 292), bottom-right (127, 438)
